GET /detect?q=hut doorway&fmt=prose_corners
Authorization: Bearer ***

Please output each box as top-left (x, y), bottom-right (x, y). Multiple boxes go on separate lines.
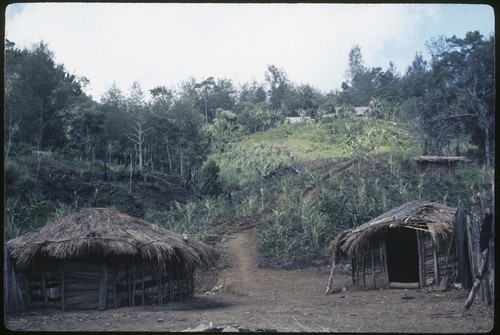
top-left (385, 228), bottom-right (419, 283)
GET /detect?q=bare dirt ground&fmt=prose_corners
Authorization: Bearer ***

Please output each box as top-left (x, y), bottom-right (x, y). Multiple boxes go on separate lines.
top-left (4, 228), bottom-right (494, 332)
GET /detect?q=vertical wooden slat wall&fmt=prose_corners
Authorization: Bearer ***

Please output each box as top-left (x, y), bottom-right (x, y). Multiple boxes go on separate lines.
top-left (18, 257), bottom-right (196, 311)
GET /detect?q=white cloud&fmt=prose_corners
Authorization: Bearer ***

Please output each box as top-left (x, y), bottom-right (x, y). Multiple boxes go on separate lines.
top-left (5, 3), bottom-right (494, 100)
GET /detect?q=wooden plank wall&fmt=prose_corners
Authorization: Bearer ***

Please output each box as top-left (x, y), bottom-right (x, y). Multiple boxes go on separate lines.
top-left (357, 242), bottom-right (386, 289)
top-left (21, 258), bottom-right (194, 311)
top-left (352, 234), bottom-right (454, 290)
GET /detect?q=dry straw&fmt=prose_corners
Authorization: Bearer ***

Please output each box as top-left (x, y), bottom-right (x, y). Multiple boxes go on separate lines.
top-left (7, 207), bottom-right (217, 270)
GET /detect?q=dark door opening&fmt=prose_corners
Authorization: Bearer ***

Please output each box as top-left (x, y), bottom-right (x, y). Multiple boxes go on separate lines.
top-left (385, 227), bottom-right (419, 283)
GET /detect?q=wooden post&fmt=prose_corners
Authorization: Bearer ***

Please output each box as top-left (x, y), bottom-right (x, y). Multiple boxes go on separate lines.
top-left (380, 239), bottom-right (389, 288)
top-left (188, 272), bottom-right (193, 299)
top-left (98, 260), bottom-right (108, 311)
top-left (371, 247), bottom-right (376, 289)
top-left (41, 267), bottom-right (48, 308)
top-left (432, 240), bottom-right (439, 285)
top-left (141, 261), bottom-right (145, 306)
top-left (416, 231), bottom-right (424, 288)
top-left (362, 248), bottom-right (366, 289)
top-left (169, 269), bottom-right (174, 303)
top-left (23, 275), bottom-right (31, 309)
top-left (157, 271), bottom-right (161, 305)
top-left (61, 263), bottom-right (65, 311)
top-left (351, 259), bottom-right (356, 285)
top-left (111, 259), bottom-right (117, 308)
top-left (177, 277), bottom-right (183, 303)
top-left (325, 248), bottom-right (338, 294)
top-left (132, 261), bottom-right (136, 307)
top-left (127, 262), bottom-right (131, 306)
top-left (355, 258), bottom-right (360, 285)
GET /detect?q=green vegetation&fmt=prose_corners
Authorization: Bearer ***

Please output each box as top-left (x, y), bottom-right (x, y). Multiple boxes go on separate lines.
top-left (4, 32), bottom-right (494, 268)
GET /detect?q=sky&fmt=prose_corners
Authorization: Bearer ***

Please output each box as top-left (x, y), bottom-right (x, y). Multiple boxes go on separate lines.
top-left (4, 3), bottom-right (495, 101)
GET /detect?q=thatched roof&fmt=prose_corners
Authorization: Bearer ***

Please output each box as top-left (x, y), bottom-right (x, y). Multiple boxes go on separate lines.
top-left (331, 201), bottom-right (456, 260)
top-left (6, 208), bottom-right (217, 271)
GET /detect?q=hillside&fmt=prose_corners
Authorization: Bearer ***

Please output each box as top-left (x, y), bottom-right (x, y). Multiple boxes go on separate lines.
top-left (5, 117), bottom-right (493, 269)
top-left (209, 118), bottom-right (493, 268)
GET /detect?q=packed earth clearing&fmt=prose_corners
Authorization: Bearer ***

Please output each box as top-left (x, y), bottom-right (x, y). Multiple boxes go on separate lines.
top-left (4, 228), bottom-right (494, 333)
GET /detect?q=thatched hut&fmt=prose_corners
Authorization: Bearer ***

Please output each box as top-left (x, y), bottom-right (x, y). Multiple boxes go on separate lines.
top-left (326, 201), bottom-right (456, 292)
top-left (5, 208), bottom-right (217, 312)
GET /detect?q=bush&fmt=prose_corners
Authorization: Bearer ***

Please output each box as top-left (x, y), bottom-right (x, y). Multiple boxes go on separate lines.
top-left (201, 159), bottom-right (223, 197)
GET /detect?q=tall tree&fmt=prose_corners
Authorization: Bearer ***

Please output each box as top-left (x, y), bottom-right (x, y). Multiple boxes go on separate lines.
top-left (402, 53), bottom-right (430, 98)
top-left (428, 31), bottom-right (494, 166)
top-left (345, 44), bottom-right (366, 86)
top-left (265, 65), bottom-right (290, 112)
top-left (194, 77), bottom-right (216, 124)
top-left (126, 81), bottom-right (151, 172)
top-left (67, 95), bottom-right (104, 162)
top-left (149, 86), bottom-right (175, 172)
top-left (100, 83), bottom-right (128, 164)
top-left (4, 41), bottom-right (84, 151)
top-left (168, 90), bottom-right (208, 180)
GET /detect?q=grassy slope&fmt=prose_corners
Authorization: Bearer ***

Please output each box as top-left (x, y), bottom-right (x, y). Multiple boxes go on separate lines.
top-left (210, 117), bottom-right (493, 268)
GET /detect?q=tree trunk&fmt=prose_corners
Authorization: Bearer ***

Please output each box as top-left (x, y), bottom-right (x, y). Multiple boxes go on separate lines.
top-left (483, 125), bottom-right (492, 168)
top-left (180, 149), bottom-right (184, 179)
top-left (166, 138), bottom-right (173, 174)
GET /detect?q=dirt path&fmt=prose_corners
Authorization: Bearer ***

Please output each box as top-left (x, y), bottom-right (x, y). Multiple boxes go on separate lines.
top-left (4, 228), bottom-right (495, 332)
top-left (218, 227), bottom-right (259, 295)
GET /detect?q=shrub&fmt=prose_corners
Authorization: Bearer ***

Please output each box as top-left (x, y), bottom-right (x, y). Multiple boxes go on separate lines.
top-left (201, 159), bottom-right (223, 196)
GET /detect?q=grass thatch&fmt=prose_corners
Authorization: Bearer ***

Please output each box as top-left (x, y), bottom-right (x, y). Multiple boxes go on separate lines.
top-left (332, 201), bottom-right (456, 260)
top-left (7, 208), bottom-right (217, 270)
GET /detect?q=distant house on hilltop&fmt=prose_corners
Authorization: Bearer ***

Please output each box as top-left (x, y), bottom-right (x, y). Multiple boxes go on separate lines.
top-left (285, 116), bottom-right (312, 124)
top-left (323, 106), bottom-right (373, 119)
top-left (286, 106), bottom-right (373, 123)
top-left (354, 106), bottom-right (372, 116)
top-left (333, 106), bottom-right (372, 117)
